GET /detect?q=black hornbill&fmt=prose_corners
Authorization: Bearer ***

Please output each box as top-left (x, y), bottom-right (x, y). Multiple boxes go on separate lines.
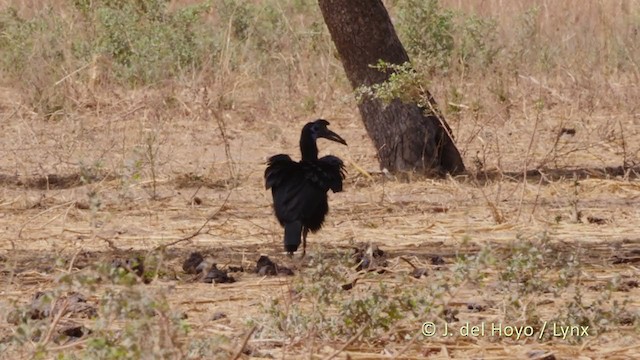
top-left (265, 119), bottom-right (347, 256)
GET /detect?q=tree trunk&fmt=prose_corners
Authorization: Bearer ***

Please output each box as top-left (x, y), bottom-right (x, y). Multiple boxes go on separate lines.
top-left (318, 0), bottom-right (465, 175)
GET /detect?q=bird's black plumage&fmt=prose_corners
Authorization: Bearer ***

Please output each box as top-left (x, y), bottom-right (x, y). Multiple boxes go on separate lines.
top-left (265, 119), bottom-right (347, 256)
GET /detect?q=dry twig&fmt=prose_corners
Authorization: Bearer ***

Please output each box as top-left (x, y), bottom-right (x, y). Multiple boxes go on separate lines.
top-left (231, 325), bottom-right (257, 360)
top-left (322, 326), bottom-right (367, 360)
top-left (155, 189), bottom-right (233, 250)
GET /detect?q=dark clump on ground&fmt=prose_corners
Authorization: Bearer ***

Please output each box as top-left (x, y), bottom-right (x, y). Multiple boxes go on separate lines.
top-left (196, 258), bottom-right (216, 274)
top-left (617, 279), bottom-right (639, 292)
top-left (211, 312), bottom-right (227, 321)
top-left (341, 278), bottom-right (358, 291)
top-left (203, 265), bottom-right (236, 284)
top-left (430, 255), bottom-right (446, 265)
top-left (443, 308), bottom-right (459, 323)
top-left (255, 256), bottom-right (294, 276)
top-left (352, 244), bottom-right (388, 272)
top-left (182, 252), bottom-right (205, 274)
top-left (182, 251), bottom-right (244, 284)
top-left (587, 216), bottom-right (608, 225)
top-left (618, 312), bottom-right (636, 326)
top-left (412, 268), bottom-right (428, 278)
top-left (559, 127), bottom-right (576, 136)
top-left (58, 325), bottom-right (91, 340)
top-left (611, 253), bottom-right (640, 264)
top-left (181, 252), bottom-right (242, 283)
top-left (467, 302), bottom-right (487, 312)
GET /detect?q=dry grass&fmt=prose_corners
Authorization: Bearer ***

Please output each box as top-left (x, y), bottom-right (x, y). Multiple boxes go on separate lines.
top-left (1, 0), bottom-right (639, 359)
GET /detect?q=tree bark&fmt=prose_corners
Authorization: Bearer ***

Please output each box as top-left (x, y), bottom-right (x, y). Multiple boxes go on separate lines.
top-left (318, 0), bottom-right (465, 175)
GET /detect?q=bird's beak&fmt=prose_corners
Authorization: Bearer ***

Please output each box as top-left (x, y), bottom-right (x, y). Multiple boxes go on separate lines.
top-left (320, 128), bottom-right (347, 146)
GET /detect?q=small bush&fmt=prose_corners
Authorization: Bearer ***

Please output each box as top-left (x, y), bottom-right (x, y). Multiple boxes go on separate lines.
top-left (394, 0), bottom-right (456, 71)
top-left (79, 0), bottom-right (217, 85)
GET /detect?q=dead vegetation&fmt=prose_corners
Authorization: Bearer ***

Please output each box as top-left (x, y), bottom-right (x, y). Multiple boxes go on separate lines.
top-left (0, 0), bottom-right (639, 358)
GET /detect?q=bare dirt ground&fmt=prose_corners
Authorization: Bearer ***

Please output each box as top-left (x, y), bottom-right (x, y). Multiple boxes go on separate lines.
top-left (1, 76), bottom-right (639, 359)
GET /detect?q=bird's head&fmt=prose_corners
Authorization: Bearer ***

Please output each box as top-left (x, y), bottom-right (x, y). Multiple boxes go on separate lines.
top-left (305, 119), bottom-right (347, 146)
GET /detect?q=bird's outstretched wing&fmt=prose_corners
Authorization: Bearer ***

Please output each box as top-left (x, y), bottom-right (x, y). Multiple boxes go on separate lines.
top-left (315, 155), bottom-right (346, 193)
top-left (265, 155), bottom-right (308, 224)
top-left (265, 154), bottom-right (297, 190)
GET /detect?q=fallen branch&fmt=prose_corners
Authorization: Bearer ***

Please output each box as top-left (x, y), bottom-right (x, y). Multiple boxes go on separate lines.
top-left (231, 325), bottom-right (257, 360)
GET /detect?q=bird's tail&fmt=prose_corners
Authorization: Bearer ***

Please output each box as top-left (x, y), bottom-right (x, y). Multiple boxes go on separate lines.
top-left (284, 221), bottom-right (302, 253)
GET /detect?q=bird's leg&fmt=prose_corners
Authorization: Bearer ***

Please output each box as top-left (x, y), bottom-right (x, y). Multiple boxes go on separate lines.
top-left (301, 227), bottom-right (309, 258)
